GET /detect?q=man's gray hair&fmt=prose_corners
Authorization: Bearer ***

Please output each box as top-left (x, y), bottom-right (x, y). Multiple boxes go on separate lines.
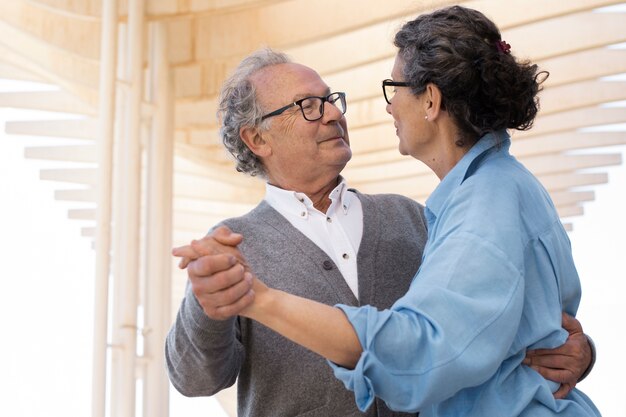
top-left (217, 48), bottom-right (291, 177)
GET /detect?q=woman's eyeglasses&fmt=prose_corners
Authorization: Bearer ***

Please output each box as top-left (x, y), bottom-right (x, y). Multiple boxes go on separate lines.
top-left (382, 79), bottom-right (412, 104)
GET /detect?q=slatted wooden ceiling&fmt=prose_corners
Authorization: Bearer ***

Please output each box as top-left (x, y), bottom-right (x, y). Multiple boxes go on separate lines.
top-left (1, 1), bottom-right (625, 416)
top-left (2, 0), bottom-right (626, 231)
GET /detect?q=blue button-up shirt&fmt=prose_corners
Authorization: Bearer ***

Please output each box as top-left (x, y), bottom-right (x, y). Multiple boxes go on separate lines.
top-left (330, 131), bottom-right (600, 416)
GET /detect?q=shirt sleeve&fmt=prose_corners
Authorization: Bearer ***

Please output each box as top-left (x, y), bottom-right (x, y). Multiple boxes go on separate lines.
top-left (329, 231), bottom-right (525, 412)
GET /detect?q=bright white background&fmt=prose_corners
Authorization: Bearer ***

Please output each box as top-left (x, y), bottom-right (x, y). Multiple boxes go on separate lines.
top-left (0, 78), bottom-right (624, 416)
top-left (0, 80), bottom-right (228, 417)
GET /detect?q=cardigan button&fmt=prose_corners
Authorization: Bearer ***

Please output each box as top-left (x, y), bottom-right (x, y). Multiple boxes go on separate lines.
top-left (322, 260), bottom-right (333, 270)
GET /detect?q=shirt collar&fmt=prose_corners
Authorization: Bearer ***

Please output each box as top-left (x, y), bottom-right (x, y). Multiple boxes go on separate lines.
top-left (425, 130), bottom-right (511, 226)
top-left (264, 176), bottom-right (354, 217)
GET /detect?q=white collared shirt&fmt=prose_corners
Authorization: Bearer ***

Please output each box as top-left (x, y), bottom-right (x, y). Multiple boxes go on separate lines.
top-left (264, 178), bottom-right (363, 299)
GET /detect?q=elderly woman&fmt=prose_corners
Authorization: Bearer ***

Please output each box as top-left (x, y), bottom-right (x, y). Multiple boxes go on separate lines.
top-left (178, 5), bottom-right (600, 416)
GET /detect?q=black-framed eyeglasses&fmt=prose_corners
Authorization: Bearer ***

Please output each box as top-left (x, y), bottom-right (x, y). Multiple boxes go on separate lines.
top-left (382, 79), bottom-right (412, 104)
top-left (260, 92), bottom-right (347, 122)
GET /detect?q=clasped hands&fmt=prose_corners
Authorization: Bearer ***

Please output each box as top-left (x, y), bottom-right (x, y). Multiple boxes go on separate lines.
top-left (172, 226), bottom-right (592, 399)
top-left (172, 225), bottom-right (266, 320)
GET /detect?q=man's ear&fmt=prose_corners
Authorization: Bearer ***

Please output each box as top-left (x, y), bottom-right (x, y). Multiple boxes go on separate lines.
top-left (240, 126), bottom-right (272, 157)
top-left (424, 83), bottom-right (443, 121)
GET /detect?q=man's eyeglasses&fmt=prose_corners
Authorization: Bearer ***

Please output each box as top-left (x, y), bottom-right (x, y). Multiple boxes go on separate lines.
top-left (382, 79), bottom-right (412, 104)
top-left (261, 92), bottom-right (347, 122)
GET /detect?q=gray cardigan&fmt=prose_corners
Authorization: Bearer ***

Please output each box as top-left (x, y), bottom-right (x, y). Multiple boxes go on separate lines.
top-left (166, 191), bottom-right (428, 417)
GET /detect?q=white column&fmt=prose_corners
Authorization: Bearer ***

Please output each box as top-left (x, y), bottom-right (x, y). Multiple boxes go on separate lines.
top-left (110, 0), bottom-right (145, 416)
top-left (142, 21), bottom-right (174, 417)
top-left (109, 24), bottom-right (127, 414)
top-left (92, 0), bottom-right (118, 416)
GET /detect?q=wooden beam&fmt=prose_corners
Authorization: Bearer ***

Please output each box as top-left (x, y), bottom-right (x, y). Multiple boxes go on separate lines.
top-left (522, 153), bottom-right (623, 175)
top-left (24, 145), bottom-right (97, 162)
top-left (343, 158), bottom-right (430, 183)
top-left (175, 146), bottom-right (262, 186)
top-left (538, 48), bottom-right (626, 87)
top-left (536, 172), bottom-right (609, 191)
top-left (174, 152), bottom-right (231, 174)
top-left (540, 80), bottom-right (626, 115)
top-left (40, 168), bottom-right (97, 185)
top-left (174, 210), bottom-right (247, 233)
top-left (324, 58), bottom-right (394, 103)
top-left (174, 197), bottom-right (255, 217)
top-left (348, 171), bottom-right (439, 198)
top-left (347, 123), bottom-right (397, 155)
top-left (0, 91), bottom-right (96, 115)
top-left (348, 149), bottom-right (409, 168)
top-left (68, 208), bottom-right (97, 220)
top-left (186, 0), bottom-right (285, 15)
top-left (175, 97), bottom-right (216, 129)
top-left (556, 205), bottom-right (585, 219)
top-left (511, 131), bottom-right (626, 157)
top-left (550, 190), bottom-right (596, 207)
top-left (174, 172), bottom-right (264, 203)
top-left (0, 61), bottom-right (45, 82)
top-left (185, 127), bottom-right (221, 146)
top-left (55, 188), bottom-right (97, 202)
top-left (164, 18), bottom-right (194, 64)
top-left (518, 107), bottom-right (626, 138)
top-left (344, 98), bottom-right (389, 130)
top-left (146, 0), bottom-right (293, 16)
top-left (282, 17), bottom-right (401, 76)
top-left (29, 0), bottom-right (102, 17)
top-left (5, 118), bottom-right (97, 140)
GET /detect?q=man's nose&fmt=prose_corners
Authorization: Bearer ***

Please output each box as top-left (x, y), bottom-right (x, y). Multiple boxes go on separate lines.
top-left (321, 100), bottom-right (343, 123)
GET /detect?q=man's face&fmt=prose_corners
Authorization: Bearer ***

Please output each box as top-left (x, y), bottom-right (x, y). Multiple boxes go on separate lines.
top-left (250, 63), bottom-right (351, 191)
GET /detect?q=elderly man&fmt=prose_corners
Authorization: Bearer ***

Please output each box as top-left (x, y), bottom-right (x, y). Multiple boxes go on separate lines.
top-left (165, 49), bottom-right (593, 417)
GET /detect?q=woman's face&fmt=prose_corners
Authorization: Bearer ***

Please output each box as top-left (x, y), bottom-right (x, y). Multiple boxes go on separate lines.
top-left (386, 55), bottom-right (433, 158)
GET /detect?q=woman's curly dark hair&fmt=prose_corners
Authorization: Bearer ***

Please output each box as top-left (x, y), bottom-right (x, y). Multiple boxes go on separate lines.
top-left (394, 5), bottom-right (547, 145)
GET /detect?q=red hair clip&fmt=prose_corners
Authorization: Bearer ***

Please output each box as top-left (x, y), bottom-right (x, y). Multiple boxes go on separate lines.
top-left (496, 40), bottom-right (511, 54)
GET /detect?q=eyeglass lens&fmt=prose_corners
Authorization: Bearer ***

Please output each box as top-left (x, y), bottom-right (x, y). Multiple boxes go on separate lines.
top-left (301, 93), bottom-right (346, 121)
top-left (384, 84), bottom-right (396, 104)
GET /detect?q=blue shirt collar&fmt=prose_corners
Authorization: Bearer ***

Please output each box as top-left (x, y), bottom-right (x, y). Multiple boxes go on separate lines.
top-left (424, 130), bottom-right (511, 226)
